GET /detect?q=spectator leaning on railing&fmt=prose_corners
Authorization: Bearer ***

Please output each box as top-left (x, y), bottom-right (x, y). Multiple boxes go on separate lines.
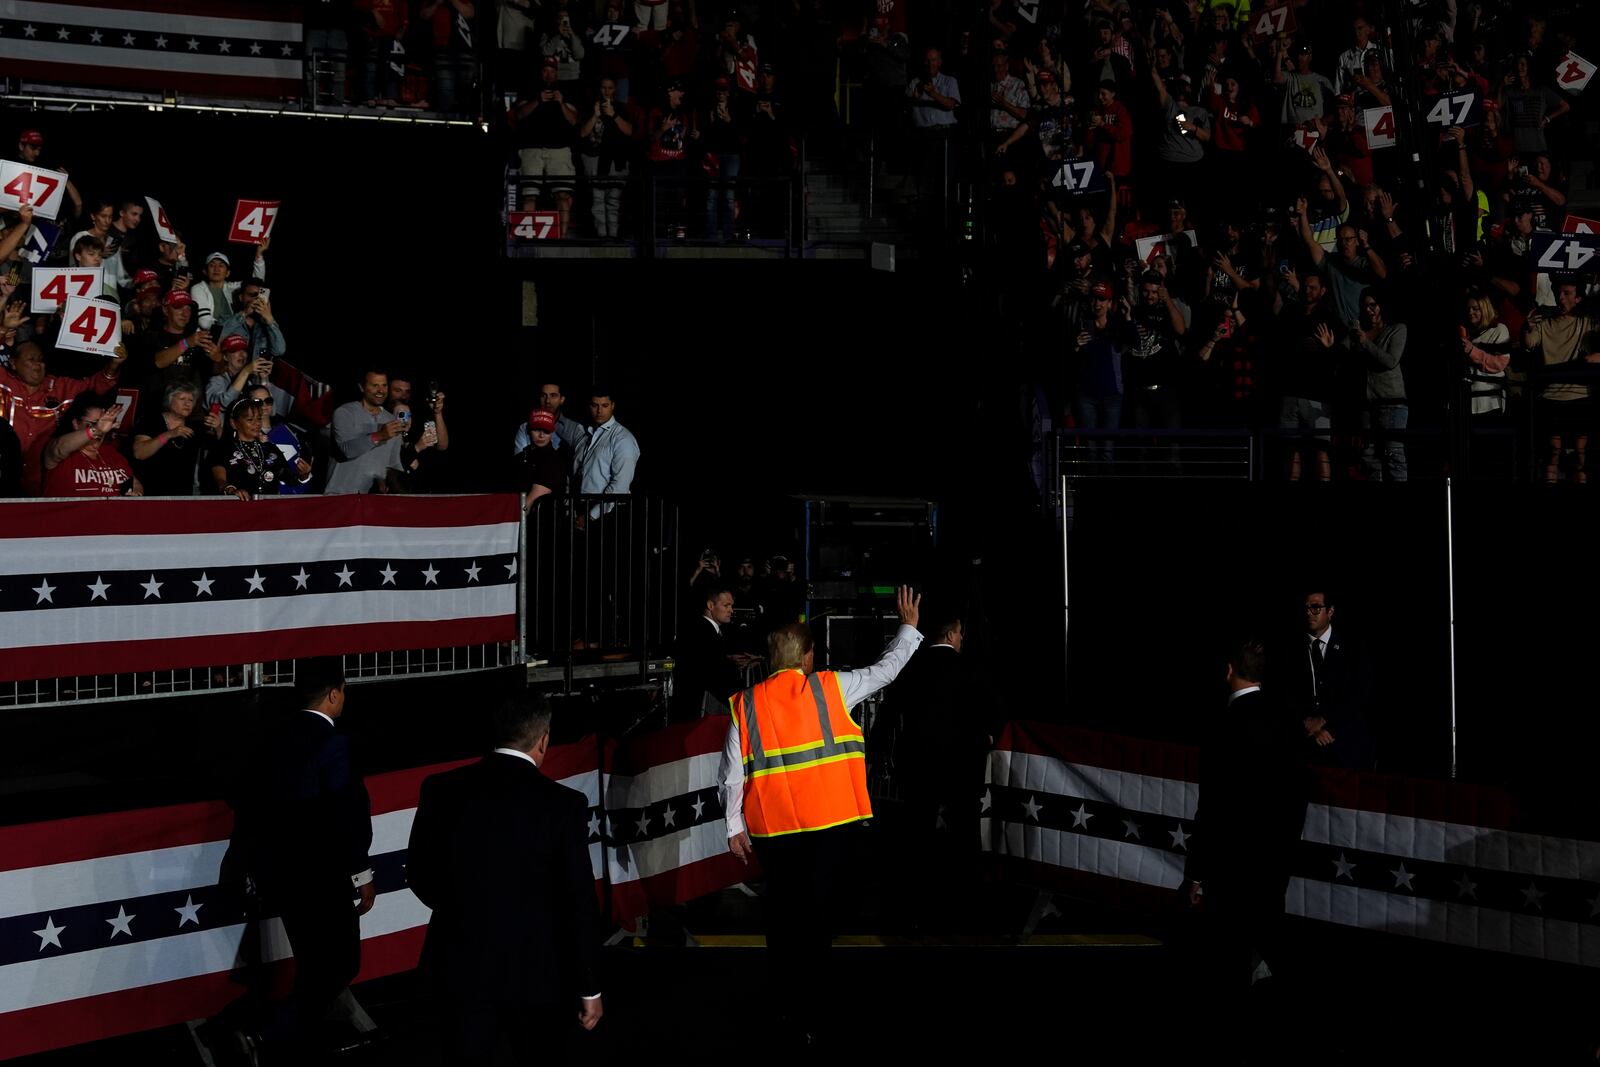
top-left (212, 396), bottom-right (312, 500)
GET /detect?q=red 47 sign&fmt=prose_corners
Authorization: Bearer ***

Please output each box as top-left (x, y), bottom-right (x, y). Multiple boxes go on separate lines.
top-left (1249, 1), bottom-right (1296, 39)
top-left (55, 296), bottom-right (121, 357)
top-left (229, 199), bottom-right (280, 243)
top-left (509, 211), bottom-right (560, 240)
top-left (29, 267), bottom-right (104, 314)
top-left (0, 160), bottom-right (68, 219)
top-left (1557, 51), bottom-right (1596, 94)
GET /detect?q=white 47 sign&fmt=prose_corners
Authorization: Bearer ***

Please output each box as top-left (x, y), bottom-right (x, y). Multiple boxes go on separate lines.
top-left (229, 199), bottom-right (280, 243)
top-left (1423, 90), bottom-right (1481, 128)
top-left (1532, 234), bottom-right (1600, 271)
top-left (1050, 158), bottom-right (1104, 194)
top-left (1250, 2), bottom-right (1295, 39)
top-left (509, 211), bottom-right (560, 240)
top-left (0, 160), bottom-right (68, 219)
top-left (55, 296), bottom-right (121, 357)
top-left (1557, 51), bottom-right (1596, 93)
top-left (29, 267), bottom-right (103, 314)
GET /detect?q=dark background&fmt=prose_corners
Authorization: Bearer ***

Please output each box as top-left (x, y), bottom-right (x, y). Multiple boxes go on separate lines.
top-left (5, 108), bottom-right (1597, 834)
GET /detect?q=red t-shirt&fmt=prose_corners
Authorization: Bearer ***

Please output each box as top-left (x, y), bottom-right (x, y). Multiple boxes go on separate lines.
top-left (1090, 101), bottom-right (1134, 177)
top-left (874, 0), bottom-right (908, 36)
top-left (42, 443), bottom-right (133, 497)
top-left (1213, 101), bottom-right (1259, 154)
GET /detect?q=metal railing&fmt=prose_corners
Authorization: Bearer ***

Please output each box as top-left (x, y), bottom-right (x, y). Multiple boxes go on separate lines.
top-left (525, 494), bottom-right (679, 691)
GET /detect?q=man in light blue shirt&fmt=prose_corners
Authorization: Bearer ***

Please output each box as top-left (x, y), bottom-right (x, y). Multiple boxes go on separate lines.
top-left (571, 385), bottom-right (639, 523)
top-left (906, 47), bottom-right (960, 130)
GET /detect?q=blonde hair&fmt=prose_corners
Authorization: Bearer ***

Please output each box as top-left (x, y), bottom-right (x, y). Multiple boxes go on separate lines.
top-left (1465, 293), bottom-right (1498, 331)
top-left (767, 623), bottom-right (814, 671)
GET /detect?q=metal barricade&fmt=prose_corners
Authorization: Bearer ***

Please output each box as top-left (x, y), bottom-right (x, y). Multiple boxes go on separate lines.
top-left (524, 494), bottom-right (679, 689)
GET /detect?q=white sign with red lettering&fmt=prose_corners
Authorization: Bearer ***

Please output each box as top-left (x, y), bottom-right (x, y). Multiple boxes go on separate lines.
top-left (1562, 213), bottom-right (1600, 235)
top-left (29, 267), bottom-right (104, 314)
top-left (0, 159), bottom-right (69, 220)
top-left (1134, 228), bottom-right (1198, 265)
top-left (1363, 106), bottom-right (1397, 149)
top-left (55, 296), bottom-right (121, 357)
top-left (1291, 126), bottom-right (1322, 152)
top-left (229, 199), bottom-right (280, 243)
top-left (1556, 51), bottom-right (1596, 94)
top-left (509, 211), bottom-right (560, 240)
top-left (145, 196), bottom-right (178, 243)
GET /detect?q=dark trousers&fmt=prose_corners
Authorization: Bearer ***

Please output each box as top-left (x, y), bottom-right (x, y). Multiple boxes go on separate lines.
top-left (263, 886), bottom-right (361, 1049)
top-left (440, 1000), bottom-right (569, 1066)
top-left (753, 826), bottom-right (849, 1010)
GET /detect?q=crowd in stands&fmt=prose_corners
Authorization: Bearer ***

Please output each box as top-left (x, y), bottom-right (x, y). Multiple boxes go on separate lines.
top-left (501, 0), bottom-right (1600, 484)
top-left (0, 129), bottom-right (467, 499)
top-left (939, 1), bottom-right (1598, 484)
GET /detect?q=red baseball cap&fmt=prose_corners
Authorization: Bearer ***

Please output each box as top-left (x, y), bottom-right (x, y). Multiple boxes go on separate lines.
top-left (1036, 69), bottom-right (1055, 84)
top-left (1091, 282), bottom-right (1114, 299)
top-left (133, 268), bottom-right (159, 288)
top-left (714, 75), bottom-right (731, 90)
top-left (18, 130), bottom-right (44, 146)
top-left (163, 289), bottom-right (194, 308)
top-left (220, 335), bottom-right (249, 353)
top-left (542, 56), bottom-right (560, 69)
top-left (1334, 93), bottom-right (1355, 107)
top-left (528, 408), bottom-right (557, 432)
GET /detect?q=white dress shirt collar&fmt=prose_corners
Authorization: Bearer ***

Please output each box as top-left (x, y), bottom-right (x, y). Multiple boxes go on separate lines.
top-left (493, 747), bottom-right (538, 767)
top-left (1227, 684), bottom-right (1262, 705)
top-left (1310, 625), bottom-right (1333, 650)
top-left (304, 708), bottom-right (335, 727)
top-left (704, 614), bottom-right (721, 635)
top-left (928, 642), bottom-right (957, 651)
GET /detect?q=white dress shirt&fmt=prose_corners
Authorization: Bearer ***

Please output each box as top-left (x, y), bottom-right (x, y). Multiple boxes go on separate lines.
top-left (1226, 684), bottom-right (1261, 706)
top-left (718, 624), bottom-right (924, 835)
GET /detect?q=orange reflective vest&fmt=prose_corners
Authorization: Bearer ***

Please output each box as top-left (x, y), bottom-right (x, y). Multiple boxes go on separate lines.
top-left (731, 669), bottom-right (872, 838)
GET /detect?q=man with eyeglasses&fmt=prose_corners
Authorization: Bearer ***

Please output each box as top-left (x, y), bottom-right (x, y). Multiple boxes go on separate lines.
top-left (1284, 590), bottom-right (1376, 769)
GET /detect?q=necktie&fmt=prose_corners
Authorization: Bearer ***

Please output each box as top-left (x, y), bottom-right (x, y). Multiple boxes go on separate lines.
top-left (1309, 636), bottom-right (1325, 698)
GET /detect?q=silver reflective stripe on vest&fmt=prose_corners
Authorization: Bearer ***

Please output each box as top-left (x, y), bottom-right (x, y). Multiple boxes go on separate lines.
top-left (741, 673), bottom-right (866, 776)
top-left (740, 685), bottom-right (761, 765)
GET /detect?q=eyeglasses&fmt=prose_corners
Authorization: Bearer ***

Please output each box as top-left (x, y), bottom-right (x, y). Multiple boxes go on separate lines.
top-left (1304, 604), bottom-right (1329, 613)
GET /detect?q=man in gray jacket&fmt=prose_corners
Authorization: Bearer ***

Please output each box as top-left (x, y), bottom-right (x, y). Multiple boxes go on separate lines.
top-left (1345, 286), bottom-right (1406, 481)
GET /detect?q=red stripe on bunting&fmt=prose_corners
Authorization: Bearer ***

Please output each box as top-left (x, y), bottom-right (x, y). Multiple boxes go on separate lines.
top-left (610, 715), bottom-right (729, 773)
top-left (609, 851), bottom-right (756, 920)
top-left (0, 494), bottom-right (519, 539)
top-left (0, 798), bottom-right (231, 872)
top-left (0, 616), bottom-right (515, 684)
top-left (0, 60), bottom-right (297, 98)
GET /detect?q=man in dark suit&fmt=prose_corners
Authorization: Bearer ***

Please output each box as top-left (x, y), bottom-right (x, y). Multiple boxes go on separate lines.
top-left (237, 656), bottom-right (375, 1055)
top-left (1280, 588), bottom-right (1378, 769)
top-left (407, 697), bottom-right (602, 1065)
top-left (877, 613), bottom-right (992, 930)
top-left (671, 583), bottom-right (751, 719)
top-left (1184, 639), bottom-right (1309, 1014)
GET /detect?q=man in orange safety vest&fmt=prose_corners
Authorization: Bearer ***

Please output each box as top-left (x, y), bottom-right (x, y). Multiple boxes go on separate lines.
top-left (718, 585), bottom-right (922, 1043)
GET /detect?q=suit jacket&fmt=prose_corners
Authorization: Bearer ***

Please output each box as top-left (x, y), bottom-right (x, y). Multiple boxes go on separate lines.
top-left (1185, 690), bottom-right (1309, 903)
top-left (407, 753), bottom-right (599, 1005)
top-left (877, 644), bottom-right (991, 807)
top-left (1280, 630), bottom-right (1378, 770)
top-left (235, 711), bottom-right (373, 904)
top-left (672, 616), bottom-right (743, 717)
